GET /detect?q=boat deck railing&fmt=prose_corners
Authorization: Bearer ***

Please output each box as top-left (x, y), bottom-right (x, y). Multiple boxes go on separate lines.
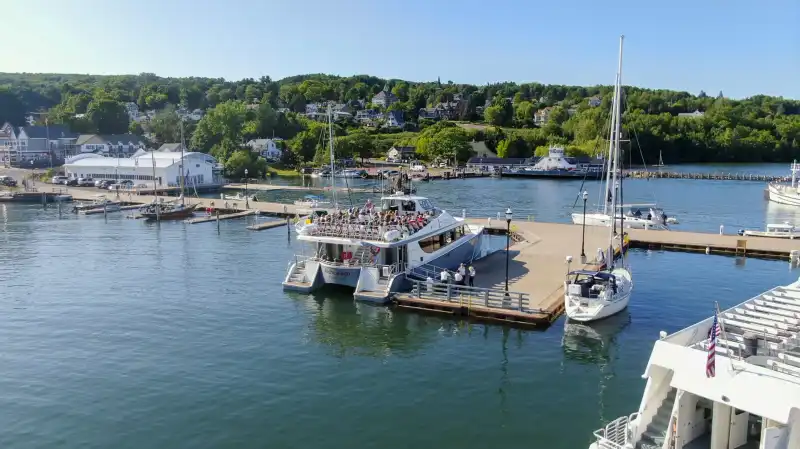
top-left (304, 218), bottom-right (432, 242)
top-left (680, 285), bottom-right (800, 379)
top-left (592, 413), bottom-right (638, 449)
top-left (407, 279), bottom-right (541, 314)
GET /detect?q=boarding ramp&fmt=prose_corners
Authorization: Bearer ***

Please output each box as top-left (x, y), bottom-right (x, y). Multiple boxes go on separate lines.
top-left (406, 278), bottom-right (542, 314)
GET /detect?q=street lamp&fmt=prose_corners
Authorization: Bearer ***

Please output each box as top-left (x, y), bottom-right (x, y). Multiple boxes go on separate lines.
top-left (581, 190), bottom-right (588, 258)
top-left (244, 168), bottom-right (249, 209)
top-left (505, 207), bottom-right (512, 293)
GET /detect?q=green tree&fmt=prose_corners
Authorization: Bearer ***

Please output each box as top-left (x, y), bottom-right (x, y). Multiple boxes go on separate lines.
top-left (426, 127), bottom-right (472, 164)
top-left (86, 99), bottom-right (129, 134)
top-left (191, 101), bottom-right (247, 153)
top-left (224, 149), bottom-right (268, 178)
top-left (128, 121), bottom-right (144, 135)
top-left (496, 138), bottom-right (511, 158)
top-left (484, 105), bottom-right (506, 126)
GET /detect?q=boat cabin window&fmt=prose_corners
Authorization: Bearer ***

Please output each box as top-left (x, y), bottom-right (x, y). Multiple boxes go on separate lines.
top-left (419, 226), bottom-right (465, 253)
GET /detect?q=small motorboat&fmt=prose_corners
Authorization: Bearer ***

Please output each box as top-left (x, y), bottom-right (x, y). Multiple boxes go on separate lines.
top-left (739, 222), bottom-right (799, 239)
top-left (73, 195), bottom-right (120, 212)
top-left (220, 192), bottom-right (257, 202)
top-left (294, 194), bottom-right (330, 208)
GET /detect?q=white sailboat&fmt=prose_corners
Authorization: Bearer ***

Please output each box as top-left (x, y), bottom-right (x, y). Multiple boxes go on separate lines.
top-left (565, 36), bottom-right (634, 323)
top-left (766, 161), bottom-right (800, 206)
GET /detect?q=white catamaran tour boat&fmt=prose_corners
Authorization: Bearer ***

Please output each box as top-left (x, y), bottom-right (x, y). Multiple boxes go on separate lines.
top-left (565, 35), bottom-right (633, 323)
top-left (588, 281), bottom-right (800, 449)
top-left (285, 192), bottom-right (483, 301)
top-left (767, 161), bottom-right (800, 207)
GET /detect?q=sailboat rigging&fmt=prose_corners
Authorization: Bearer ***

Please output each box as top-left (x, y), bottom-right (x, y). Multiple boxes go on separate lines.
top-left (564, 35), bottom-right (634, 323)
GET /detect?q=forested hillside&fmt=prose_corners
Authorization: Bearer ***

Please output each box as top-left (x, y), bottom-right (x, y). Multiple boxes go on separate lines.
top-left (1, 72), bottom-right (798, 167)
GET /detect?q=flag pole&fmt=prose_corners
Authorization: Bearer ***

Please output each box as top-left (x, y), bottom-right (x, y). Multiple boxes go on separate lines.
top-left (714, 301), bottom-right (736, 361)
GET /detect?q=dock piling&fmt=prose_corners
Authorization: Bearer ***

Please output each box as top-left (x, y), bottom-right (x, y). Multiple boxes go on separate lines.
top-left (216, 210), bottom-right (220, 234)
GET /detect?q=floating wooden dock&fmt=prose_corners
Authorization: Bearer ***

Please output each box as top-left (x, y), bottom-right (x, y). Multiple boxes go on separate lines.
top-left (247, 219), bottom-right (289, 231)
top-left (625, 170), bottom-right (788, 182)
top-left (81, 204), bottom-right (142, 215)
top-left (224, 183), bottom-right (372, 193)
top-left (185, 210), bottom-right (256, 224)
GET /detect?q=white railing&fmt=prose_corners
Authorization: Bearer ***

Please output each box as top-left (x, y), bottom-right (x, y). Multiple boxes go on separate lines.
top-left (408, 279), bottom-right (540, 313)
top-left (593, 414), bottom-right (635, 449)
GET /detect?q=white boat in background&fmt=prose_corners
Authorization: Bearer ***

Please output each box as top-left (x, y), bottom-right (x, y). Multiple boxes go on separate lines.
top-left (293, 195), bottom-right (330, 208)
top-left (739, 222), bottom-right (799, 239)
top-left (335, 169), bottom-right (365, 178)
top-left (565, 36), bottom-right (633, 323)
top-left (588, 281), bottom-right (800, 449)
top-left (220, 192), bottom-right (256, 202)
top-left (573, 204), bottom-right (672, 230)
top-left (73, 195), bottom-right (121, 213)
top-left (767, 161), bottom-right (800, 206)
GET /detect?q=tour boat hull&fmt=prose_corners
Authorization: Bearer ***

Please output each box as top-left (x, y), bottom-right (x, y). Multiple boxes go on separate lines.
top-left (767, 183), bottom-right (800, 206)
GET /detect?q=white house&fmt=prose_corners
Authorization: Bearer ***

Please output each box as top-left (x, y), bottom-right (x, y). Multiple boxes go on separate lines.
top-left (678, 110), bottom-right (705, 118)
top-left (385, 110), bottom-right (404, 128)
top-left (246, 139), bottom-right (282, 161)
top-left (75, 134), bottom-right (148, 156)
top-left (64, 151), bottom-right (220, 187)
top-left (588, 96), bottom-right (602, 107)
top-left (0, 123), bottom-right (78, 162)
top-left (387, 146), bottom-right (416, 162)
top-left (534, 107), bottom-right (554, 126)
top-left (355, 109), bottom-right (380, 122)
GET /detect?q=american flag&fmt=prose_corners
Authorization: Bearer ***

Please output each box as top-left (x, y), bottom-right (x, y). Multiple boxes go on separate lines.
top-left (706, 312), bottom-right (721, 378)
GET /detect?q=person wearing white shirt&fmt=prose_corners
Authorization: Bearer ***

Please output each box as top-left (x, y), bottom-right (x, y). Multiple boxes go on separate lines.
top-left (457, 263), bottom-right (466, 279)
top-left (426, 276), bottom-right (434, 292)
top-left (468, 265), bottom-right (476, 287)
top-left (440, 270), bottom-right (450, 283)
top-left (454, 271), bottom-right (463, 285)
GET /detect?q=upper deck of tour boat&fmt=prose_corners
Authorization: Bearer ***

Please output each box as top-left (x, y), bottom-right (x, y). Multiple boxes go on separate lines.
top-left (295, 193), bottom-right (465, 247)
top-left (650, 282), bottom-right (800, 423)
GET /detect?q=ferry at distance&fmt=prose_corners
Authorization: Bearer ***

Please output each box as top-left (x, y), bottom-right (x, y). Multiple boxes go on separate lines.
top-left (283, 191), bottom-right (484, 301)
top-left (588, 280), bottom-right (800, 449)
top-left (502, 146), bottom-right (605, 179)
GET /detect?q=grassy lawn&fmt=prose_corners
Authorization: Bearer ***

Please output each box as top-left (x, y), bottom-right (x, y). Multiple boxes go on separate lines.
top-left (267, 166), bottom-right (301, 177)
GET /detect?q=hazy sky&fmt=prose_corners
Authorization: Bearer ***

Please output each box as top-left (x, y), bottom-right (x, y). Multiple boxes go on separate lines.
top-left (2, 0), bottom-right (798, 99)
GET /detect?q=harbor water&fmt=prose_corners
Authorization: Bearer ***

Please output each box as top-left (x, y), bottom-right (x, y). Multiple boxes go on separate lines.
top-left (1, 165), bottom-right (798, 448)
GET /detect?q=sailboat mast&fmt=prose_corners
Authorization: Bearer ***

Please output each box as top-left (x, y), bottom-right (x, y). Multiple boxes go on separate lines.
top-left (150, 151), bottom-right (160, 221)
top-left (608, 35), bottom-right (624, 268)
top-left (179, 118), bottom-right (186, 206)
top-left (328, 104), bottom-right (337, 207)
top-left (603, 74), bottom-right (620, 217)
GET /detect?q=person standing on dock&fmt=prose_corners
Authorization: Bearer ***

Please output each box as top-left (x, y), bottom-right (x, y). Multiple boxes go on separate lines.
top-left (457, 263), bottom-right (466, 282)
top-left (468, 265), bottom-right (476, 287)
top-left (440, 269), bottom-right (450, 284)
top-left (454, 270), bottom-right (464, 285)
top-left (426, 276), bottom-right (434, 292)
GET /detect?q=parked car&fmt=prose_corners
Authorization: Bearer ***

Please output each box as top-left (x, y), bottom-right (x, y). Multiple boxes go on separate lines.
top-left (64, 178), bottom-right (79, 186)
top-left (94, 179), bottom-right (107, 188)
top-left (119, 180), bottom-right (133, 188)
top-left (96, 180), bottom-right (113, 189)
top-left (0, 175), bottom-right (17, 187)
top-left (51, 176), bottom-right (68, 184)
top-left (77, 177), bottom-right (94, 187)
top-left (438, 163), bottom-right (447, 168)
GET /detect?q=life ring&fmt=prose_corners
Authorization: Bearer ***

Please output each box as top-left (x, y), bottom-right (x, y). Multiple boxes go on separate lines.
top-left (370, 246), bottom-right (380, 255)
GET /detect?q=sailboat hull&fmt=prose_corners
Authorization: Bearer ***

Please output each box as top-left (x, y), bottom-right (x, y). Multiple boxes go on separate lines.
top-left (571, 212), bottom-right (667, 230)
top-left (142, 204), bottom-right (198, 220)
top-left (565, 268), bottom-right (632, 322)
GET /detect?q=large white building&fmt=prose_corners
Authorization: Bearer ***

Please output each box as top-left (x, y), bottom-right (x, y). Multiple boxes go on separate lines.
top-left (64, 151), bottom-right (221, 187)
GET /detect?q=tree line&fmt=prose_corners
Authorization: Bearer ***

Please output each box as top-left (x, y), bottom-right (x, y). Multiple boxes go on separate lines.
top-left (0, 72), bottom-right (797, 169)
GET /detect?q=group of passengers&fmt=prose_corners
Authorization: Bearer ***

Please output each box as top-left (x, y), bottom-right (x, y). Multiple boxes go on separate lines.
top-left (310, 200), bottom-right (433, 239)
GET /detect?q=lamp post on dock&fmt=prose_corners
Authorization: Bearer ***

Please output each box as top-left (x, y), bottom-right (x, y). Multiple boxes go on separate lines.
top-left (505, 208), bottom-right (512, 294)
top-left (581, 190), bottom-right (588, 259)
top-left (244, 168), bottom-right (249, 209)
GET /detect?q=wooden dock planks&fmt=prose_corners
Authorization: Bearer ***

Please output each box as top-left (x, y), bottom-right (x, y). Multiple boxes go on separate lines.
top-left (247, 220), bottom-right (288, 231)
top-left (185, 210), bottom-right (255, 224)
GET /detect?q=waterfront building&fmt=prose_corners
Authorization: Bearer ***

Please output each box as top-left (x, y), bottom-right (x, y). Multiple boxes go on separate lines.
top-left (0, 122), bottom-right (78, 165)
top-left (64, 151), bottom-right (221, 187)
top-left (74, 134), bottom-right (148, 157)
top-left (246, 139), bottom-right (283, 161)
top-left (387, 146), bottom-right (416, 162)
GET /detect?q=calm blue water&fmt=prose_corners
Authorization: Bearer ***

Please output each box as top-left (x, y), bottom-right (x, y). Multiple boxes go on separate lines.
top-left (0, 185), bottom-right (797, 448)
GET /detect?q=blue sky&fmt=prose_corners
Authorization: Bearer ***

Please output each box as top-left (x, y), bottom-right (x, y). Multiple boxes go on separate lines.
top-left (2, 0), bottom-right (798, 99)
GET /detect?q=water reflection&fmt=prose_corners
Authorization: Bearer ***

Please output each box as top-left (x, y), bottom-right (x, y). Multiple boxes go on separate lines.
top-left (561, 312), bottom-right (632, 426)
top-left (764, 201), bottom-right (800, 227)
top-left (296, 289), bottom-right (438, 359)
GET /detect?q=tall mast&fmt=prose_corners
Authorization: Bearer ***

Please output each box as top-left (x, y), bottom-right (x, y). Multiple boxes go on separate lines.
top-left (608, 35), bottom-right (624, 268)
top-left (328, 103), bottom-right (337, 207)
top-left (179, 117), bottom-right (186, 206)
top-left (150, 150), bottom-right (160, 221)
top-left (603, 74), bottom-right (620, 216)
